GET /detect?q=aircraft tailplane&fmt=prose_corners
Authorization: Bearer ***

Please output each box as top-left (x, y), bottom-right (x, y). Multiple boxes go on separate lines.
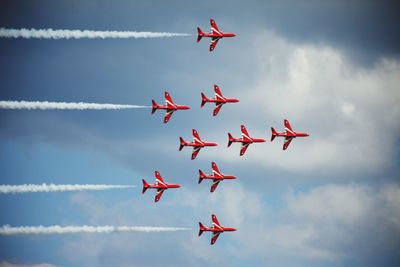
top-left (179, 137), bottom-right (187, 151)
top-left (198, 222), bottom-right (206, 236)
top-left (201, 93), bottom-right (209, 108)
top-left (142, 179), bottom-right (149, 194)
top-left (228, 133), bottom-right (234, 147)
top-left (271, 127), bottom-right (277, 142)
top-left (198, 170), bottom-right (206, 184)
top-left (197, 27), bottom-right (204, 42)
top-left (151, 100), bottom-right (158, 114)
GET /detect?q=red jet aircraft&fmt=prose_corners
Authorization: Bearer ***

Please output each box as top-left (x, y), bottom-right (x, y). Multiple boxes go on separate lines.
top-left (228, 125), bottom-right (266, 156)
top-left (142, 171), bottom-right (181, 202)
top-left (198, 162), bottom-right (236, 192)
top-left (179, 129), bottom-right (218, 160)
top-left (271, 119), bottom-right (310, 150)
top-left (151, 91), bottom-right (190, 123)
top-left (197, 19), bottom-right (236, 51)
top-left (199, 214), bottom-right (236, 245)
top-left (201, 84), bottom-right (239, 116)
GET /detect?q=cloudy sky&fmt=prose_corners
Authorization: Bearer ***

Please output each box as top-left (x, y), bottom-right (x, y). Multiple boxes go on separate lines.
top-left (0, 0), bottom-right (399, 266)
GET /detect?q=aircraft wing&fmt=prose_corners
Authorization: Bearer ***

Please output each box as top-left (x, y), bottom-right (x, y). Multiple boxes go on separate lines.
top-left (214, 84), bottom-right (225, 101)
top-left (155, 189), bottom-right (165, 202)
top-left (213, 103), bottom-right (224, 116)
top-left (211, 162), bottom-right (221, 176)
top-left (241, 125), bottom-right (252, 142)
top-left (164, 91), bottom-right (176, 108)
top-left (211, 232), bottom-right (221, 245)
top-left (240, 143), bottom-right (250, 156)
top-left (210, 179), bottom-right (221, 193)
top-left (283, 137), bottom-right (294, 150)
top-left (210, 19), bottom-right (220, 34)
top-left (212, 214), bottom-right (221, 226)
top-left (164, 110), bottom-right (174, 123)
top-left (209, 38), bottom-right (221, 52)
top-left (191, 147), bottom-right (202, 160)
top-left (154, 171), bottom-right (166, 185)
top-left (192, 129), bottom-right (203, 144)
top-left (284, 119), bottom-right (294, 134)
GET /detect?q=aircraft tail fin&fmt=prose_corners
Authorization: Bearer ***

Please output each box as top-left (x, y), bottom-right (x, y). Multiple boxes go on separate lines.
top-left (179, 137), bottom-right (186, 151)
top-left (228, 133), bottom-right (234, 147)
top-left (271, 127), bottom-right (277, 142)
top-left (198, 222), bottom-right (206, 236)
top-left (142, 179), bottom-right (149, 194)
top-left (198, 169), bottom-right (206, 184)
top-left (197, 27), bottom-right (204, 42)
top-left (201, 93), bottom-right (209, 108)
top-left (151, 100), bottom-right (158, 114)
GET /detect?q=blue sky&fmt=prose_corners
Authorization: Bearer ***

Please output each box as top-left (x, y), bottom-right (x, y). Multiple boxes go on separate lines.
top-left (0, 1), bottom-right (400, 266)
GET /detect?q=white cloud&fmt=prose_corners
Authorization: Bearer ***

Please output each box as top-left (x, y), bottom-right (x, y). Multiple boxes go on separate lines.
top-left (341, 102), bottom-right (356, 117)
top-left (286, 184), bottom-right (374, 225)
top-left (259, 183), bottom-right (400, 263)
top-left (264, 224), bottom-right (342, 261)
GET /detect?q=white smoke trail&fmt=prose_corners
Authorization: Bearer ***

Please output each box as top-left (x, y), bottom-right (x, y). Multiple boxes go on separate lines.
top-left (0, 28), bottom-right (191, 39)
top-left (0, 101), bottom-right (150, 110)
top-left (0, 184), bottom-right (135, 194)
top-left (0, 225), bottom-right (191, 235)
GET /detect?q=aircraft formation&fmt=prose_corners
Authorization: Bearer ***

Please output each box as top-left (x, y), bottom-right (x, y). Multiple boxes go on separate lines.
top-left (146, 19), bottom-right (309, 244)
top-left (148, 19), bottom-right (309, 244)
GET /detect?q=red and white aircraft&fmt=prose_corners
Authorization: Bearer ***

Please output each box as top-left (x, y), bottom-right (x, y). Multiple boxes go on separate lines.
top-left (179, 129), bottom-right (218, 160)
top-left (201, 84), bottom-right (239, 116)
top-left (142, 171), bottom-right (181, 202)
top-left (198, 162), bottom-right (236, 192)
top-left (197, 19), bottom-right (236, 51)
top-left (228, 125), bottom-right (266, 156)
top-left (271, 119), bottom-right (310, 150)
top-left (151, 91), bottom-right (190, 123)
top-left (199, 214), bottom-right (236, 245)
